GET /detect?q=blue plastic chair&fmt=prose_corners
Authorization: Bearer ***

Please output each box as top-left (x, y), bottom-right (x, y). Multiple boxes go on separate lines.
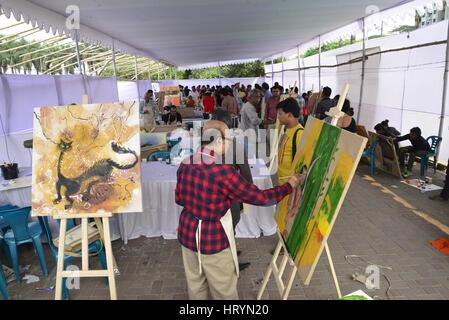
top-left (420, 136), bottom-right (443, 176)
top-left (0, 256), bottom-right (9, 300)
top-left (167, 137), bottom-right (182, 149)
top-left (148, 151), bottom-right (171, 161)
top-left (0, 205), bottom-right (17, 231)
top-left (39, 216), bottom-right (107, 300)
top-left (177, 148), bottom-right (195, 157)
top-left (363, 138), bottom-right (379, 176)
top-left (0, 206), bottom-right (48, 283)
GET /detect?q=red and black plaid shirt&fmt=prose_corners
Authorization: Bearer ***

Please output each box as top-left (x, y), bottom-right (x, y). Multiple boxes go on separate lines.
top-left (175, 148), bottom-right (292, 254)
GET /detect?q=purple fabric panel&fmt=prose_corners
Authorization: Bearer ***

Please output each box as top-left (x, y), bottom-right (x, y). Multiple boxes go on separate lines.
top-left (54, 75), bottom-right (87, 105)
top-left (0, 74), bottom-right (59, 134)
top-left (0, 74), bottom-right (119, 134)
top-left (86, 76), bottom-right (119, 103)
top-left (137, 80), bottom-right (152, 99)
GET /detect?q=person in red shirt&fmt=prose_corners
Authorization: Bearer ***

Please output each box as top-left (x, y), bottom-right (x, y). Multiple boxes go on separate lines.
top-left (264, 85), bottom-right (282, 127)
top-left (176, 120), bottom-right (304, 300)
top-left (185, 95), bottom-right (196, 107)
top-left (202, 91), bottom-right (215, 115)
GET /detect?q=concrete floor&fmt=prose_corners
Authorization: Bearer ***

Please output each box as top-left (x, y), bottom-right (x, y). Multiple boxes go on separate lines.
top-left (3, 163), bottom-right (449, 300)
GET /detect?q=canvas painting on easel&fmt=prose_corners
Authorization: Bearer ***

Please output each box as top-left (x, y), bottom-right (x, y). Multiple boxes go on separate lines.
top-left (368, 131), bottom-right (402, 178)
top-left (32, 101), bottom-right (142, 216)
top-left (275, 117), bottom-right (366, 284)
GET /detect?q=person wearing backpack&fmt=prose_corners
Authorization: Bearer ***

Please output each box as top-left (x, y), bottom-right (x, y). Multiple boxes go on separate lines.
top-left (276, 98), bottom-right (305, 185)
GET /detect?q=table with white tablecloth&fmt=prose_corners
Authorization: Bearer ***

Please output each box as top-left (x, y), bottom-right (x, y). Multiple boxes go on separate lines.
top-left (116, 159), bottom-right (277, 244)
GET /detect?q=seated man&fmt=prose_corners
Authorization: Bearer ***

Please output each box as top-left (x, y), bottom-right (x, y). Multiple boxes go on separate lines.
top-left (162, 106), bottom-right (183, 125)
top-left (395, 127), bottom-right (431, 178)
top-left (429, 158), bottom-right (448, 202)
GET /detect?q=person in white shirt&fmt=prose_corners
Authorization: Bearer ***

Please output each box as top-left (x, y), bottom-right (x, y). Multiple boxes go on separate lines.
top-left (190, 86), bottom-right (200, 104)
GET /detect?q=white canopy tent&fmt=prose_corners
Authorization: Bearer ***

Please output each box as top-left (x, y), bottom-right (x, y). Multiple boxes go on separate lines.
top-left (0, 0), bottom-right (405, 69)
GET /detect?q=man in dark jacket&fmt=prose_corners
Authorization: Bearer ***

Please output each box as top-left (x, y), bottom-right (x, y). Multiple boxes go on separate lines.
top-left (211, 108), bottom-right (252, 271)
top-left (395, 127), bottom-right (431, 178)
top-left (314, 86), bottom-right (334, 120)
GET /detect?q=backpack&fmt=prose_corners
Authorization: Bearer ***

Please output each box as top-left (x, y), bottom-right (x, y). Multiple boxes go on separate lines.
top-left (291, 127), bottom-right (304, 163)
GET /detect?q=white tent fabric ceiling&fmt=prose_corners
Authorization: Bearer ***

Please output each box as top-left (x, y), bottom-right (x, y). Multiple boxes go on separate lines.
top-left (1, 0), bottom-right (404, 68)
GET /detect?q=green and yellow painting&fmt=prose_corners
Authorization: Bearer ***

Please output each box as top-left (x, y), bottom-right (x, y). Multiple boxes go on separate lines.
top-left (275, 117), bottom-right (366, 284)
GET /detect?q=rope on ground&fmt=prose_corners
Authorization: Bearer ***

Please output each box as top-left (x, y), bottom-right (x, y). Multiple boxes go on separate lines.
top-left (344, 254), bottom-right (392, 300)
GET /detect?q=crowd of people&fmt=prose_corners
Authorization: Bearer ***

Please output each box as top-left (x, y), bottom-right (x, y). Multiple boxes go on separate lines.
top-left (141, 82), bottom-right (361, 134)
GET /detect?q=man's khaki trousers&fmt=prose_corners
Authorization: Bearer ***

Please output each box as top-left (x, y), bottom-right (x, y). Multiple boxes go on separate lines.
top-left (181, 246), bottom-right (239, 300)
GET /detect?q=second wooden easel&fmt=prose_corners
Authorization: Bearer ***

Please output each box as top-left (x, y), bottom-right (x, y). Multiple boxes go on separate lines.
top-left (257, 232), bottom-right (342, 300)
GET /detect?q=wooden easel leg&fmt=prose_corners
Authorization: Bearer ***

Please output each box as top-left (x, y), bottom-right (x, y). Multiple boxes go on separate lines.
top-left (102, 217), bottom-right (117, 300)
top-left (55, 219), bottom-right (67, 300)
top-left (282, 264), bottom-right (298, 300)
top-left (257, 240), bottom-right (283, 300)
top-left (94, 217), bottom-right (119, 274)
top-left (324, 242), bottom-right (342, 299)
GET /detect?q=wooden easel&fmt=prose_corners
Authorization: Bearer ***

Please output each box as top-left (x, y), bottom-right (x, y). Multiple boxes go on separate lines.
top-left (258, 84), bottom-right (350, 300)
top-left (257, 232), bottom-right (341, 300)
top-left (54, 213), bottom-right (117, 300)
top-left (53, 95), bottom-right (119, 300)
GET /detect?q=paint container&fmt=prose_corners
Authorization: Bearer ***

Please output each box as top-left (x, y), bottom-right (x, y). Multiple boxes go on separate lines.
top-left (1, 163), bottom-right (18, 180)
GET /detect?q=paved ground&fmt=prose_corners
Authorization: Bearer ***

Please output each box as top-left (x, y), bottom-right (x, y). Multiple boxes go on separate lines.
top-left (2, 163), bottom-right (449, 300)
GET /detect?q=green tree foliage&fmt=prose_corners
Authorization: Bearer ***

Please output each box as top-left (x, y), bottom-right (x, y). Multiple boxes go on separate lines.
top-left (170, 61), bottom-right (265, 80)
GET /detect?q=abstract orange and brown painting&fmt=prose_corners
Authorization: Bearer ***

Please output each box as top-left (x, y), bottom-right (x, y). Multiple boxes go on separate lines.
top-left (32, 102), bottom-right (142, 216)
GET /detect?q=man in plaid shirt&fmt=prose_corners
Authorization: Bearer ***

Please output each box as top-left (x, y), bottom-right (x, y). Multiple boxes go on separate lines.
top-left (176, 120), bottom-right (304, 300)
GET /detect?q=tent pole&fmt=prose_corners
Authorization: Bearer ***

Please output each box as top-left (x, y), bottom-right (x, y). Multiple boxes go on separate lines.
top-left (75, 30), bottom-right (88, 96)
top-left (318, 35), bottom-right (321, 91)
top-left (218, 61), bottom-right (222, 87)
top-left (271, 57), bottom-right (274, 87)
top-left (281, 55), bottom-right (284, 89)
top-left (135, 56), bottom-right (140, 100)
top-left (438, 20), bottom-right (449, 156)
top-left (75, 30), bottom-right (83, 75)
top-left (297, 45), bottom-right (301, 93)
top-left (148, 63), bottom-right (152, 93)
top-left (112, 40), bottom-right (117, 77)
top-left (357, 17), bottom-right (366, 124)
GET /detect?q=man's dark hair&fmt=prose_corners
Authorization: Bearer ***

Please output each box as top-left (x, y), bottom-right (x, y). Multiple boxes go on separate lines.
top-left (211, 108), bottom-right (233, 128)
top-left (255, 84), bottom-right (261, 90)
top-left (147, 89), bottom-right (153, 94)
top-left (342, 99), bottom-right (350, 114)
top-left (262, 82), bottom-right (269, 90)
top-left (333, 94), bottom-right (340, 101)
top-left (381, 119), bottom-right (389, 127)
top-left (219, 88), bottom-right (229, 97)
top-left (276, 98), bottom-right (300, 118)
top-left (170, 106), bottom-right (177, 110)
top-left (374, 123), bottom-right (384, 132)
top-left (410, 127), bottom-right (421, 136)
top-left (294, 87), bottom-right (299, 94)
top-left (274, 82), bottom-right (279, 86)
top-left (322, 86), bottom-right (332, 98)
